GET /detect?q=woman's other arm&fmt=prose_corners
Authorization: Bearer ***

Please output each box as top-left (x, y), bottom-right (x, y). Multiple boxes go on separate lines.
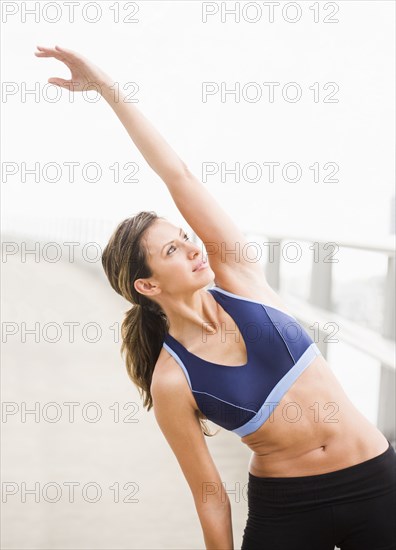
top-left (151, 361), bottom-right (234, 550)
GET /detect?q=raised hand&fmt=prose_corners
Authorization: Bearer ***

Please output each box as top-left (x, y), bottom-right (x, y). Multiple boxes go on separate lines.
top-left (34, 45), bottom-right (114, 94)
top-left (34, 43), bottom-right (188, 184)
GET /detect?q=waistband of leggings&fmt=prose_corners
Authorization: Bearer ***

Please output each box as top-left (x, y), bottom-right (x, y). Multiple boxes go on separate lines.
top-left (248, 439), bottom-right (395, 485)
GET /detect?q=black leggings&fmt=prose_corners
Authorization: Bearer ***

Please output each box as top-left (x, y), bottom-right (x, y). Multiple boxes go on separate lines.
top-left (241, 440), bottom-right (396, 550)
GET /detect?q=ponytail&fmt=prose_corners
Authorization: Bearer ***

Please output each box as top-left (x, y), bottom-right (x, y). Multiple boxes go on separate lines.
top-left (121, 300), bottom-right (168, 411)
top-left (102, 211), bottom-right (219, 437)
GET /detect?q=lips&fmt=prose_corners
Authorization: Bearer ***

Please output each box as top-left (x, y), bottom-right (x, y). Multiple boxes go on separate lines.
top-left (193, 259), bottom-right (207, 272)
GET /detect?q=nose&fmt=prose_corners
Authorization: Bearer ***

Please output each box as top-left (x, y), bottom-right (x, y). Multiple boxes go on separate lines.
top-left (188, 243), bottom-right (201, 259)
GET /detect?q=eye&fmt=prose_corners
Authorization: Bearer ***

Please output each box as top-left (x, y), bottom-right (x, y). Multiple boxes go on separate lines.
top-left (167, 233), bottom-right (190, 255)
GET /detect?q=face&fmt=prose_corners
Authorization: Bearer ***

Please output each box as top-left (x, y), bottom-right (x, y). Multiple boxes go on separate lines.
top-left (134, 218), bottom-right (214, 299)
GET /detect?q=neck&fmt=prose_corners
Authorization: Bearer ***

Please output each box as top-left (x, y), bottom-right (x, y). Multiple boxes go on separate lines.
top-left (160, 287), bottom-right (219, 339)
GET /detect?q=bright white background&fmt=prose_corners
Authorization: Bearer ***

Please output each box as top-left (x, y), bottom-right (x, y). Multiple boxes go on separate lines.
top-left (1, 2), bottom-right (395, 549)
top-left (2, 0), bottom-right (395, 242)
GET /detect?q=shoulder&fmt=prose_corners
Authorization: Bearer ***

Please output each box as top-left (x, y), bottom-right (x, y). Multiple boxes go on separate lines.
top-left (151, 347), bottom-right (198, 413)
top-left (211, 265), bottom-right (273, 302)
top-left (211, 266), bottom-right (294, 315)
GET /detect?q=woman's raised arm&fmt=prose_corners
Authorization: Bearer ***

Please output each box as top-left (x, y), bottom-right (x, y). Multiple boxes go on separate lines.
top-left (34, 45), bottom-right (190, 182)
top-left (35, 45), bottom-right (267, 284)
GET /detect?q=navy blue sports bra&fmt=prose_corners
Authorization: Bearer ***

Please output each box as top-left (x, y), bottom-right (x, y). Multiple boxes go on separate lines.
top-left (162, 285), bottom-right (322, 437)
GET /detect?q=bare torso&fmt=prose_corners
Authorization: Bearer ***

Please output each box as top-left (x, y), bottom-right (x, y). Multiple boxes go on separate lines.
top-left (159, 279), bottom-right (389, 478)
top-left (243, 353), bottom-right (389, 477)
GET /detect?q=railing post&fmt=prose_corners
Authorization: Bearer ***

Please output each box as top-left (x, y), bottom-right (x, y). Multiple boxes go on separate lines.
top-left (265, 237), bottom-right (281, 290)
top-left (309, 240), bottom-right (333, 357)
top-left (377, 254), bottom-right (396, 445)
top-left (383, 255), bottom-right (395, 339)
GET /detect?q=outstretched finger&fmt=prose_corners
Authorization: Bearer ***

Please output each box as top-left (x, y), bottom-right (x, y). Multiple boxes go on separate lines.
top-left (34, 46), bottom-right (68, 61)
top-left (35, 45), bottom-right (61, 54)
top-left (35, 45), bottom-right (78, 66)
top-left (35, 48), bottom-right (57, 57)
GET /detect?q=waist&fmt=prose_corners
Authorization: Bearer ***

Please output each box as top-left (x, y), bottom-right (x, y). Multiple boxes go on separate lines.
top-left (246, 441), bottom-right (395, 511)
top-left (249, 428), bottom-right (390, 478)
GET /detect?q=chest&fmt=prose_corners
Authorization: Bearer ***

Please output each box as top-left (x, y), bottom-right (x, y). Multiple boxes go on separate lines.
top-left (183, 310), bottom-right (249, 367)
top-left (162, 289), bottom-right (318, 434)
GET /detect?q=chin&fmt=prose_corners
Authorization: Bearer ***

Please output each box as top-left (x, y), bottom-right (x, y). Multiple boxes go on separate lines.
top-left (200, 271), bottom-right (215, 288)
top-left (188, 264), bottom-right (215, 288)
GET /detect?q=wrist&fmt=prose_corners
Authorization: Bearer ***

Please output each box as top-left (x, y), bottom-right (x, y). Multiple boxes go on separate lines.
top-left (100, 82), bottom-right (127, 106)
top-left (99, 81), bottom-right (115, 100)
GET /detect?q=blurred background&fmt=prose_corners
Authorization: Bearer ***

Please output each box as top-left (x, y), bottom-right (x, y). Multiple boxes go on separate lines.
top-left (1, 1), bottom-right (395, 549)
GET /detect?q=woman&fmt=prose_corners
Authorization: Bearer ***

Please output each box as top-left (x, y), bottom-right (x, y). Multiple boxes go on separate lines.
top-left (35, 45), bottom-right (395, 550)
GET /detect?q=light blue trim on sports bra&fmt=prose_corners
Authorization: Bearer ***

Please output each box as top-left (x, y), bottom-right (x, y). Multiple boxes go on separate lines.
top-left (210, 284), bottom-right (298, 321)
top-left (232, 343), bottom-right (321, 437)
top-left (162, 283), bottom-right (322, 437)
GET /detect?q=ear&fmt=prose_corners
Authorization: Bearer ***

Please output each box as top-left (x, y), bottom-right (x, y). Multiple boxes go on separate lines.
top-left (134, 278), bottom-right (160, 297)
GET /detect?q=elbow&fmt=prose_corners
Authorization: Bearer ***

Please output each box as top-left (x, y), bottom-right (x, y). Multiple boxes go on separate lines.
top-left (175, 162), bottom-right (192, 181)
top-left (196, 493), bottom-right (231, 516)
top-left (162, 162), bottom-right (192, 188)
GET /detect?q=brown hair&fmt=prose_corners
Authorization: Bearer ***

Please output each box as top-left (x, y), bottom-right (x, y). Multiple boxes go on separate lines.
top-left (101, 210), bottom-right (219, 437)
